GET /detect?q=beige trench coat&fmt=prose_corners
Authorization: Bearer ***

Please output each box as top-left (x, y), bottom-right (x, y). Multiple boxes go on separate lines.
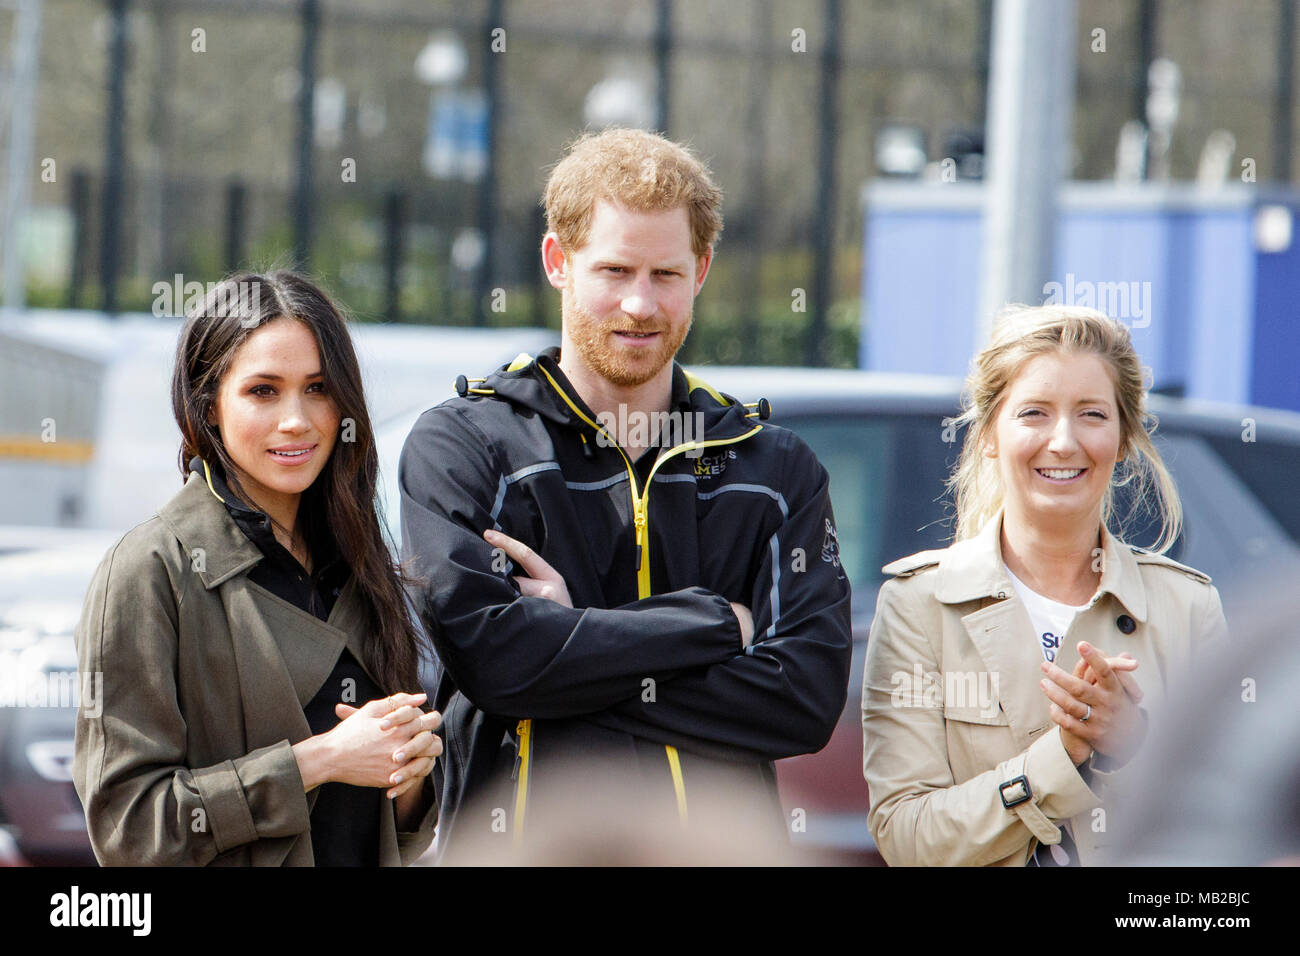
top-left (73, 471), bottom-right (438, 866)
top-left (861, 511), bottom-right (1227, 866)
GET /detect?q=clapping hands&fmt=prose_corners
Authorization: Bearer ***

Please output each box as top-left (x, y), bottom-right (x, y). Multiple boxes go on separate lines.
top-left (1039, 642), bottom-right (1146, 767)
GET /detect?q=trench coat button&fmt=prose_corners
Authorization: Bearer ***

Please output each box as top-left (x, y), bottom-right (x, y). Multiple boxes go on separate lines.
top-left (1116, 614), bottom-right (1136, 634)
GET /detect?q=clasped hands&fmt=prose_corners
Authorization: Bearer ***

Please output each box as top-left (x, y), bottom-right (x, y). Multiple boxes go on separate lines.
top-left (1040, 641), bottom-right (1146, 768)
top-left (330, 693), bottom-right (442, 799)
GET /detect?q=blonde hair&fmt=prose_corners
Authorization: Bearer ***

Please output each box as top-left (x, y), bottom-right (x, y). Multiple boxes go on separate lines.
top-left (543, 127), bottom-right (723, 257)
top-left (947, 304), bottom-right (1182, 553)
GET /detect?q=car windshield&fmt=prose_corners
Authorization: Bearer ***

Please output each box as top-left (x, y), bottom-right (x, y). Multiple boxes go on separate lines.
top-left (780, 410), bottom-right (1300, 605)
top-left (776, 413), bottom-right (959, 595)
top-left (1201, 431), bottom-right (1300, 544)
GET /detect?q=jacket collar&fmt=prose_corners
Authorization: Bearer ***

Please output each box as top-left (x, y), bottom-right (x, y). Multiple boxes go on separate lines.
top-left (185, 456), bottom-right (345, 581)
top-left (536, 348), bottom-right (696, 419)
top-left (158, 469), bottom-right (383, 691)
top-left (158, 470), bottom-right (266, 589)
top-left (934, 508), bottom-right (1149, 622)
top-left (477, 347), bottom-right (760, 442)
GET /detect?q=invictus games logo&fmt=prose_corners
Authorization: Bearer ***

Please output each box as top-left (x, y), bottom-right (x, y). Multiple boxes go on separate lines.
top-left (693, 448), bottom-right (736, 478)
top-left (820, 518), bottom-right (840, 568)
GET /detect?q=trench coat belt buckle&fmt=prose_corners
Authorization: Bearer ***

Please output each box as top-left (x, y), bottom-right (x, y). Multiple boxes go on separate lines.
top-left (998, 761), bottom-right (1063, 846)
top-left (999, 774), bottom-right (1032, 808)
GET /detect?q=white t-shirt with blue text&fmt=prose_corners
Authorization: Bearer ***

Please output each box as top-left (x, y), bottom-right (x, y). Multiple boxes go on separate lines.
top-left (1004, 565), bottom-right (1091, 664)
top-left (1003, 564), bottom-right (1094, 867)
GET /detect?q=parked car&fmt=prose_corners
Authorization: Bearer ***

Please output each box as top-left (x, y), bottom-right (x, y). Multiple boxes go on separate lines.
top-left (0, 532), bottom-right (117, 865)
top-left (376, 364), bottom-right (1300, 863)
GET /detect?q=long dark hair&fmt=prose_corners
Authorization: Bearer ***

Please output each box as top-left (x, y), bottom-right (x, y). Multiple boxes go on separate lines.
top-left (170, 269), bottom-right (423, 694)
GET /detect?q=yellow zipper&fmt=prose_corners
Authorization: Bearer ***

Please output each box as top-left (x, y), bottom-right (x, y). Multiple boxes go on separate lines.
top-left (634, 429), bottom-right (761, 820)
top-left (513, 718), bottom-right (531, 846)
top-left (533, 364), bottom-right (763, 824)
top-left (636, 430), bottom-right (762, 598)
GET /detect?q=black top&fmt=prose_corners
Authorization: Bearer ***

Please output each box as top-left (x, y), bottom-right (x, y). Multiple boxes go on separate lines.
top-left (189, 457), bottom-right (382, 866)
top-left (301, 650), bottom-right (384, 867)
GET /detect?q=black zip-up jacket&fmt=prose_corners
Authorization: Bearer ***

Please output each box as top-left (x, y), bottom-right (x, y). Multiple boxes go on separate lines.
top-left (398, 348), bottom-right (852, 856)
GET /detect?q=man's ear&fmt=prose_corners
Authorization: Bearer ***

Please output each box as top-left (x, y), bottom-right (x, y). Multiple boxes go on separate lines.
top-left (692, 249), bottom-right (713, 296)
top-left (542, 233), bottom-right (568, 290)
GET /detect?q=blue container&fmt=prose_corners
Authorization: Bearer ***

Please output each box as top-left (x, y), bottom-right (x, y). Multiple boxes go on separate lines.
top-left (861, 181), bottom-right (1299, 412)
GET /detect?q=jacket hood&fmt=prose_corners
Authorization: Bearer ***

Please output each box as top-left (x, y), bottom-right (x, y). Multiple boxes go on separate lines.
top-left (459, 346), bottom-right (766, 441)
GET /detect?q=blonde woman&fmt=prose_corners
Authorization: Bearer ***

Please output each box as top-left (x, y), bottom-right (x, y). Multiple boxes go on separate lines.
top-left (861, 305), bottom-right (1227, 867)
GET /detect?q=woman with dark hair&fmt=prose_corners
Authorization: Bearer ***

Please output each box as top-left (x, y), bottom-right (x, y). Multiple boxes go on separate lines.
top-left (73, 270), bottom-right (439, 866)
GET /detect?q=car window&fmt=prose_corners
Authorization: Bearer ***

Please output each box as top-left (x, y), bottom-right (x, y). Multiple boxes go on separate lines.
top-left (1200, 432), bottom-right (1300, 545)
top-left (776, 413), bottom-right (958, 591)
top-left (1106, 430), bottom-right (1186, 560)
top-left (773, 413), bottom-right (1295, 593)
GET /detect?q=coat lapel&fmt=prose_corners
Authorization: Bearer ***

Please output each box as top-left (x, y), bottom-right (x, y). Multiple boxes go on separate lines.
top-left (1036, 525), bottom-right (1150, 679)
top-left (225, 580), bottom-right (346, 712)
top-left (158, 472), bottom-right (263, 588)
top-left (935, 511), bottom-right (1056, 749)
top-left (1094, 525), bottom-right (1149, 623)
top-left (222, 574), bottom-right (382, 738)
top-left (958, 598), bottom-right (1051, 749)
top-left (327, 576), bottom-right (384, 689)
top-left (158, 470), bottom-right (397, 866)
top-left (160, 472), bottom-right (384, 707)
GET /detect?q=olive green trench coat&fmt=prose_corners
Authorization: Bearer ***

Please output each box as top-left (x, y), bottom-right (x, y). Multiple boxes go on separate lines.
top-left (73, 471), bottom-right (438, 866)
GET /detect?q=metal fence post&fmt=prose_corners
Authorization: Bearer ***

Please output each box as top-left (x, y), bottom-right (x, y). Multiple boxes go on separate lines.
top-left (224, 179), bottom-right (246, 272)
top-left (474, 0), bottom-right (504, 326)
top-left (291, 0), bottom-right (319, 270)
top-left (66, 168), bottom-right (91, 309)
top-left (1276, 0), bottom-right (1295, 182)
top-left (655, 0), bottom-right (673, 134)
top-left (807, 0), bottom-right (841, 366)
top-left (99, 0), bottom-right (130, 316)
top-left (384, 189), bottom-right (405, 322)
